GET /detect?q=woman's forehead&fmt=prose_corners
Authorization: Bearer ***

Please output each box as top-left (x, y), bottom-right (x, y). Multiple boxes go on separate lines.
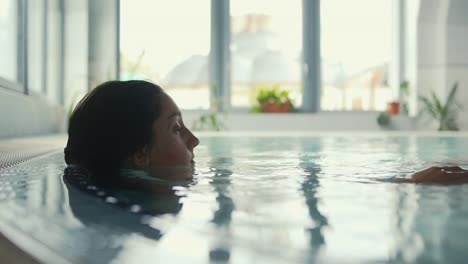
top-left (161, 94), bottom-right (175, 108)
top-left (160, 94), bottom-right (180, 117)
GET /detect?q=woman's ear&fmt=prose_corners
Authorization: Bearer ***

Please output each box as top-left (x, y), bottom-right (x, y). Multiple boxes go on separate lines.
top-left (129, 147), bottom-right (150, 169)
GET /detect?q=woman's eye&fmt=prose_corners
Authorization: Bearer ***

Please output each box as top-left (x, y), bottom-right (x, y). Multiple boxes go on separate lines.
top-left (174, 125), bottom-right (182, 133)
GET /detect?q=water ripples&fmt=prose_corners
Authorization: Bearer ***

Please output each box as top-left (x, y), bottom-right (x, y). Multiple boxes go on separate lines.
top-left (0, 136), bottom-right (468, 263)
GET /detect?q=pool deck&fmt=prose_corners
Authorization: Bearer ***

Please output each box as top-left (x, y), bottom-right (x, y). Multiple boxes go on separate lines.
top-left (0, 232), bottom-right (38, 264)
top-left (194, 130), bottom-right (468, 137)
top-left (0, 134), bottom-right (66, 263)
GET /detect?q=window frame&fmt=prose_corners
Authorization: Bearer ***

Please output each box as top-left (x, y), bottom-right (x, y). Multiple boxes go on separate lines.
top-left (0, 0), bottom-right (66, 106)
top-left (0, 0), bottom-right (25, 93)
top-left (0, 77), bottom-right (22, 92)
top-left (209, 0), bottom-right (322, 113)
top-left (209, 0), bottom-right (405, 113)
top-left (117, 0), bottom-right (407, 114)
top-left (26, 0), bottom-right (49, 95)
top-left (210, 0), bottom-right (320, 113)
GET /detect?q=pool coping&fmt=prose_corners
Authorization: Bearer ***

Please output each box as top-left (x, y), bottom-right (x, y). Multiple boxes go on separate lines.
top-left (193, 131), bottom-right (468, 137)
top-left (0, 135), bottom-right (67, 263)
top-left (0, 220), bottom-right (72, 264)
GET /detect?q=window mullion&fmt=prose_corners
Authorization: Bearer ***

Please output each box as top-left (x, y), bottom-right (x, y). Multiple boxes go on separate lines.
top-left (58, 0), bottom-right (65, 105)
top-left (210, 0), bottom-right (230, 112)
top-left (302, 0), bottom-right (321, 112)
top-left (17, 0), bottom-right (28, 94)
top-left (43, 0), bottom-right (49, 94)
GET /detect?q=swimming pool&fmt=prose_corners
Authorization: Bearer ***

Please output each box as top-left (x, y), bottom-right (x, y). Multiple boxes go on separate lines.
top-left (1, 133), bottom-right (468, 263)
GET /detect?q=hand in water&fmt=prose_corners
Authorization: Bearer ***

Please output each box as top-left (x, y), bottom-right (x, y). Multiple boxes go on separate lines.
top-left (396, 166), bottom-right (468, 184)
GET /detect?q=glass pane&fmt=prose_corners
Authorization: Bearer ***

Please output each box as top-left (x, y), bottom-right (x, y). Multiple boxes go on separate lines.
top-left (230, 0), bottom-right (302, 109)
top-left (321, 0), bottom-right (392, 111)
top-left (28, 0), bottom-right (45, 93)
top-left (47, 0), bottom-right (61, 103)
top-left (120, 0), bottom-right (210, 110)
top-left (0, 0), bottom-right (17, 82)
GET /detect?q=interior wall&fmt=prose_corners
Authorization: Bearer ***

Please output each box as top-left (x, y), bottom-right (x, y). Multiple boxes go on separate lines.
top-left (182, 111), bottom-right (415, 131)
top-left (0, 90), bottom-right (65, 139)
top-left (417, 0), bottom-right (468, 130)
top-left (446, 0), bottom-right (468, 129)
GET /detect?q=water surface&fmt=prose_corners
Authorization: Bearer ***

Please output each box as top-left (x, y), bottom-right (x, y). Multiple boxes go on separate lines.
top-left (1, 135), bottom-right (468, 263)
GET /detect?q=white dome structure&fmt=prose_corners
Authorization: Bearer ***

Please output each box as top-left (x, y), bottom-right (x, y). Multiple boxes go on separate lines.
top-left (162, 55), bottom-right (208, 86)
top-left (231, 55), bottom-right (252, 83)
top-left (231, 30), bottom-right (278, 60)
top-left (164, 14), bottom-right (300, 87)
top-left (250, 50), bottom-right (296, 83)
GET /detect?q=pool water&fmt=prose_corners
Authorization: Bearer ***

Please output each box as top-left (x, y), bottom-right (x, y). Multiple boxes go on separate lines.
top-left (1, 134), bottom-right (468, 263)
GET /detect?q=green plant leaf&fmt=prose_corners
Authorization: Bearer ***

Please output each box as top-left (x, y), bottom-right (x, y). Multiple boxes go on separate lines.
top-left (250, 105), bottom-right (261, 113)
top-left (444, 82), bottom-right (458, 113)
top-left (400, 80), bottom-right (410, 95)
top-left (129, 50), bottom-right (145, 76)
top-left (253, 84), bottom-right (294, 111)
top-left (192, 111), bottom-right (225, 131)
top-left (67, 91), bottom-right (82, 121)
top-left (431, 91), bottom-right (444, 116)
top-left (209, 113), bottom-right (216, 130)
top-left (418, 95), bottom-right (438, 119)
top-left (377, 112), bottom-right (391, 127)
top-left (418, 82), bottom-right (461, 131)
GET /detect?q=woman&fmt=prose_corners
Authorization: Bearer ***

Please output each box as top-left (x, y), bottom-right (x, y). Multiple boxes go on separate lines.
top-left (65, 80), bottom-right (199, 188)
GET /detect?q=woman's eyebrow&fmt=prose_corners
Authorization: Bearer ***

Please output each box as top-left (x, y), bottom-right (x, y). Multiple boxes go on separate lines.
top-left (167, 111), bottom-right (182, 120)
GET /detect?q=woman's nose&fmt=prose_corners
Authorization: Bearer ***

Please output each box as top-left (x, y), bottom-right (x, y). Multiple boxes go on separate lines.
top-left (192, 135), bottom-right (200, 148)
top-left (188, 130), bottom-right (199, 149)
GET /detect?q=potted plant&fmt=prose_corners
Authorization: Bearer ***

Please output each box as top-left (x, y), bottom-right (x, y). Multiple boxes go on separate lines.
top-left (251, 85), bottom-right (294, 113)
top-left (385, 81), bottom-right (411, 116)
top-left (377, 112), bottom-right (391, 127)
top-left (387, 101), bottom-right (400, 115)
top-left (418, 82), bottom-right (461, 131)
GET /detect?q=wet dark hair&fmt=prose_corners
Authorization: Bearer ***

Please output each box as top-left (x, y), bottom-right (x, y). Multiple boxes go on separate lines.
top-left (64, 80), bottom-right (165, 186)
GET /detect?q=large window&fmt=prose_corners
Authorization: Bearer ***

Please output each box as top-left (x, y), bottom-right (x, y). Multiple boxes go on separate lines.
top-left (0, 0), bottom-right (18, 83)
top-left (320, 0), bottom-right (393, 111)
top-left (0, 0), bottom-right (63, 103)
top-left (120, 0), bottom-right (211, 109)
top-left (120, 0), bottom-right (403, 112)
top-left (46, 0), bottom-right (62, 104)
top-left (28, 0), bottom-right (46, 93)
top-left (229, 0), bottom-right (302, 108)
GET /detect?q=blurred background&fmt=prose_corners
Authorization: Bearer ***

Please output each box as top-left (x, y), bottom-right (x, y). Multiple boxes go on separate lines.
top-left (1, 0), bottom-right (468, 137)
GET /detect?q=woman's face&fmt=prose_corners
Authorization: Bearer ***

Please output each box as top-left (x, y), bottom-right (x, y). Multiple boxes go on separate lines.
top-left (146, 94), bottom-right (199, 168)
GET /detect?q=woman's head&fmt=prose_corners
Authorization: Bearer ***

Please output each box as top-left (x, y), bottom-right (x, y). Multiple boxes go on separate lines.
top-left (65, 80), bottom-right (199, 185)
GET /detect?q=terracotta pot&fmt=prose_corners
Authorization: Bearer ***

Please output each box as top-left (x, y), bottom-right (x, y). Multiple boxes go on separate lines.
top-left (387, 101), bottom-right (400, 115)
top-left (261, 102), bottom-right (290, 113)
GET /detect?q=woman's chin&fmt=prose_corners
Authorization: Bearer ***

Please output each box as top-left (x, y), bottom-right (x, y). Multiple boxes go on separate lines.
top-left (147, 164), bottom-right (195, 181)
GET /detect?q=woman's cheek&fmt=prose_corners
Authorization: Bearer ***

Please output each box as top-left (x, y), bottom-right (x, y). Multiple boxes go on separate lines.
top-left (168, 145), bottom-right (185, 162)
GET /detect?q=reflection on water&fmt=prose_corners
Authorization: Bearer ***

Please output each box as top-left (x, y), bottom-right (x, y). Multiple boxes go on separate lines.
top-left (0, 136), bottom-right (468, 263)
top-left (209, 159), bottom-right (234, 262)
top-left (391, 183), bottom-right (468, 264)
top-left (298, 141), bottom-right (328, 262)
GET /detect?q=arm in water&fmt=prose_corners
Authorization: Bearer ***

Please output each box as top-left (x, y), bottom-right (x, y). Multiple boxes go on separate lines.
top-left (394, 166), bottom-right (468, 184)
